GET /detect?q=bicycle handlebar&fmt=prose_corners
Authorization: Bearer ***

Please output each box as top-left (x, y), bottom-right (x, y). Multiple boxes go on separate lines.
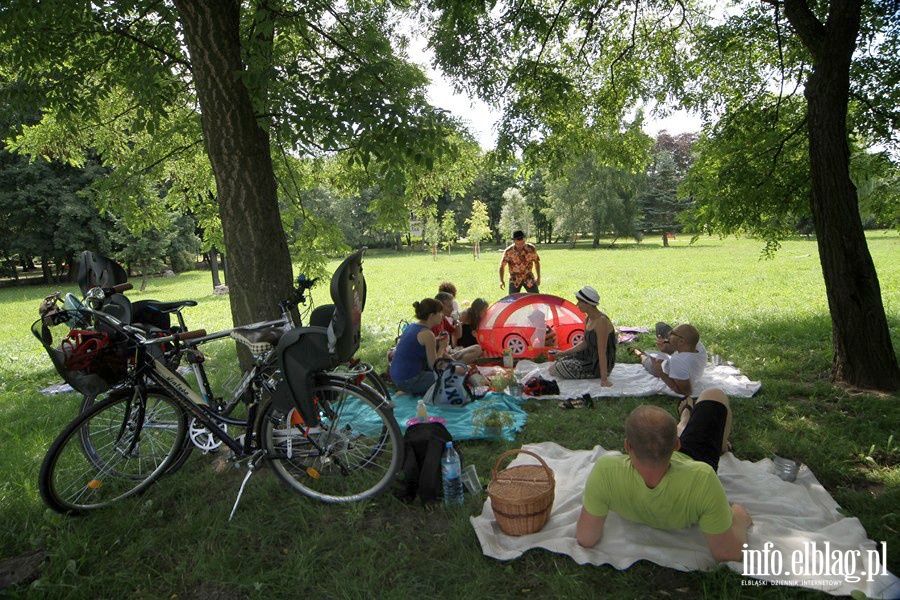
top-left (108, 283), bottom-right (133, 294)
top-left (173, 329), bottom-right (207, 341)
top-left (296, 275), bottom-right (319, 290)
top-left (277, 276), bottom-right (321, 319)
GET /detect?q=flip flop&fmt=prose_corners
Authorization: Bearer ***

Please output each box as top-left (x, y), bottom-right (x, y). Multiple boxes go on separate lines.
top-left (676, 395), bottom-right (693, 417)
top-left (558, 394), bottom-right (595, 410)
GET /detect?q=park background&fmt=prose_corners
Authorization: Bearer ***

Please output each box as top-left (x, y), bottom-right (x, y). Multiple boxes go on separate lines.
top-left (0, 233), bottom-right (897, 598)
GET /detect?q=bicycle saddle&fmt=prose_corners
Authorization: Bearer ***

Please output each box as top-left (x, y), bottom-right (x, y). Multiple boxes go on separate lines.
top-left (231, 325), bottom-right (289, 354)
top-left (134, 300), bottom-right (198, 313)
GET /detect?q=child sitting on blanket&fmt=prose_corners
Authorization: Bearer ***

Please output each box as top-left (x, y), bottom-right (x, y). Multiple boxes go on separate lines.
top-left (576, 388), bottom-right (752, 563)
top-left (434, 291), bottom-right (482, 365)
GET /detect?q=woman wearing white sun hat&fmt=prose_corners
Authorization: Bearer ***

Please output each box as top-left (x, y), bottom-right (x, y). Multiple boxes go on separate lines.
top-left (550, 286), bottom-right (616, 386)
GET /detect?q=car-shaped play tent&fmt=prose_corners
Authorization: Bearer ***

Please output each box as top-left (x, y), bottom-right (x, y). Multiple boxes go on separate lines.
top-left (476, 294), bottom-right (585, 359)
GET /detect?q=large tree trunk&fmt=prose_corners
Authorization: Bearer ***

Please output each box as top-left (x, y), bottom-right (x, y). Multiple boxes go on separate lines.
top-left (66, 252), bottom-right (76, 282)
top-left (40, 256), bottom-right (51, 284)
top-left (785, 0), bottom-right (899, 391)
top-left (175, 0), bottom-right (294, 331)
top-left (208, 246), bottom-right (222, 288)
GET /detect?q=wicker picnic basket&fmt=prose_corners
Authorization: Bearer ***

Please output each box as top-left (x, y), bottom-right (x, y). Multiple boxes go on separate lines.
top-left (487, 449), bottom-right (555, 536)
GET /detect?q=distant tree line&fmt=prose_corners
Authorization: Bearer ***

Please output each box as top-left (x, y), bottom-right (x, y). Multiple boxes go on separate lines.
top-left (5, 123), bottom-right (896, 286)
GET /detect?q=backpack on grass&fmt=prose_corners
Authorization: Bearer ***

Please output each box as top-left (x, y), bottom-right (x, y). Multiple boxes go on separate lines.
top-left (523, 375), bottom-right (560, 396)
top-left (394, 421), bottom-right (460, 504)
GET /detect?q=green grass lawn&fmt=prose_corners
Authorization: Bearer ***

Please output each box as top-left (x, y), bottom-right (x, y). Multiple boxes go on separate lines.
top-left (0, 233), bottom-right (898, 599)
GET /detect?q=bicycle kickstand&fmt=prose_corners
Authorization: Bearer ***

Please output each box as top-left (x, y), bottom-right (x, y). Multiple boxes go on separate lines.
top-left (228, 450), bottom-right (266, 521)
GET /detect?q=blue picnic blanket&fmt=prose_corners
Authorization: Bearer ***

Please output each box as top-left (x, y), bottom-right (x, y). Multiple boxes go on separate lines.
top-left (391, 392), bottom-right (528, 441)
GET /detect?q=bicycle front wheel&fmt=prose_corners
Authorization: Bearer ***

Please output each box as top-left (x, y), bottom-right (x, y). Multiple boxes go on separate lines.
top-left (40, 389), bottom-right (188, 514)
top-left (261, 379), bottom-right (402, 503)
top-left (82, 386), bottom-right (195, 477)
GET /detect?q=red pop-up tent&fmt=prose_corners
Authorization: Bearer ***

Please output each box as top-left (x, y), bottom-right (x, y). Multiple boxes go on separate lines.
top-left (476, 294), bottom-right (585, 359)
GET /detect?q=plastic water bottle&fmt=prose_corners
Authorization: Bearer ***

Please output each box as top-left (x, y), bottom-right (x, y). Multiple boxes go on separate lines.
top-left (441, 442), bottom-right (464, 506)
top-left (416, 399), bottom-right (428, 422)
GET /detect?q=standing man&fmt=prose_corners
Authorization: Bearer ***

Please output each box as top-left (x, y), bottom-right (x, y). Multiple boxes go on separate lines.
top-left (499, 230), bottom-right (541, 295)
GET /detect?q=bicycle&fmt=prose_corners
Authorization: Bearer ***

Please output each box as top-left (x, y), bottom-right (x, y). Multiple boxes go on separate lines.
top-left (36, 249), bottom-right (403, 515)
top-left (65, 254), bottom-right (390, 418)
top-left (38, 253), bottom-right (390, 436)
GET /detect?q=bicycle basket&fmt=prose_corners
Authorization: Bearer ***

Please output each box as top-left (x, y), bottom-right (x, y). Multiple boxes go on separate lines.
top-left (31, 311), bottom-right (132, 396)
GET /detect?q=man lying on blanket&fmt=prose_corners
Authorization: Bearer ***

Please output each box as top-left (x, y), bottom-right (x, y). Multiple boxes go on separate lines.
top-left (576, 388), bottom-right (753, 562)
top-left (632, 323), bottom-right (707, 397)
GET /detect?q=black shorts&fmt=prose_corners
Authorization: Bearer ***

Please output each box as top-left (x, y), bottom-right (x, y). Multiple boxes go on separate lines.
top-left (677, 400), bottom-right (727, 472)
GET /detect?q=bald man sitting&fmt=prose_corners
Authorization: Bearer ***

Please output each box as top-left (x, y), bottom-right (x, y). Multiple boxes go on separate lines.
top-left (576, 389), bottom-right (750, 562)
top-left (636, 323), bottom-right (707, 397)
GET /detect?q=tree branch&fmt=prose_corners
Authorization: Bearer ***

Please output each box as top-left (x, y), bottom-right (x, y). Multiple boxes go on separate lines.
top-left (781, 0), bottom-right (827, 59)
top-left (534, 0), bottom-right (569, 78)
top-left (850, 90), bottom-right (900, 133)
top-left (773, 1), bottom-right (786, 123)
top-left (609, 1), bottom-right (640, 102)
top-left (103, 12), bottom-right (190, 70)
top-left (576, 13), bottom-right (596, 66)
top-left (768, 113), bottom-right (807, 177)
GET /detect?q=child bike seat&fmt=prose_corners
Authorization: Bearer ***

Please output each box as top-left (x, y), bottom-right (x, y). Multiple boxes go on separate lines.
top-left (272, 248), bottom-right (367, 425)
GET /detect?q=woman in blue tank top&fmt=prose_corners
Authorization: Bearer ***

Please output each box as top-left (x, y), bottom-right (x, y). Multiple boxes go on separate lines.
top-left (390, 298), bottom-right (451, 394)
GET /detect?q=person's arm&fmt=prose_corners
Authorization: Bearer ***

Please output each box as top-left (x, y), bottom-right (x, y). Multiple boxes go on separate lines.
top-left (704, 504), bottom-right (752, 562)
top-left (660, 355), bottom-right (692, 395)
top-left (534, 252), bottom-right (541, 287)
top-left (557, 337), bottom-right (586, 358)
top-left (576, 506), bottom-right (607, 547)
top-left (595, 317), bottom-right (613, 386)
top-left (418, 328), bottom-right (443, 368)
top-left (660, 371), bottom-right (691, 396)
top-left (499, 251), bottom-right (508, 289)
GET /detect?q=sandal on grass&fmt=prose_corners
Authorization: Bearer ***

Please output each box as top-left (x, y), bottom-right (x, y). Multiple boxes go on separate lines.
top-left (558, 394), bottom-right (594, 410)
top-left (676, 395), bottom-right (693, 418)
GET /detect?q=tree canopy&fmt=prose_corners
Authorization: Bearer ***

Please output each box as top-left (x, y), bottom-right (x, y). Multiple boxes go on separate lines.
top-left (0, 0), bottom-right (462, 328)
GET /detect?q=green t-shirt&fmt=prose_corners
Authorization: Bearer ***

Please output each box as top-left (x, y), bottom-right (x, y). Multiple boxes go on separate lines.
top-left (582, 452), bottom-right (733, 535)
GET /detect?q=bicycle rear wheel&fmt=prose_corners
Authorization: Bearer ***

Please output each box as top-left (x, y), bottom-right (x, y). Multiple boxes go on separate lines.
top-left (261, 378), bottom-right (402, 502)
top-left (40, 389), bottom-right (188, 514)
top-left (362, 370), bottom-right (391, 403)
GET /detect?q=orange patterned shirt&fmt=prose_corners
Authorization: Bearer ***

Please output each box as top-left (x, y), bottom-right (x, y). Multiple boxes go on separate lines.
top-left (501, 243), bottom-right (540, 286)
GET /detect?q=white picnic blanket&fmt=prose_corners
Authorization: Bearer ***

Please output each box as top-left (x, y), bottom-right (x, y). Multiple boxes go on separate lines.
top-left (510, 361), bottom-right (761, 398)
top-left (471, 442), bottom-right (899, 598)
